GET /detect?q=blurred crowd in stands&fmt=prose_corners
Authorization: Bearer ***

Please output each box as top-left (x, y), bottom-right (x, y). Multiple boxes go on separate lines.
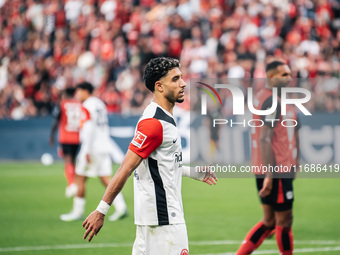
top-left (0, 0), bottom-right (340, 119)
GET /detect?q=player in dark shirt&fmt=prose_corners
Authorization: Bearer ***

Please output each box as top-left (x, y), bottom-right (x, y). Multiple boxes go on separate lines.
top-left (236, 60), bottom-right (298, 255)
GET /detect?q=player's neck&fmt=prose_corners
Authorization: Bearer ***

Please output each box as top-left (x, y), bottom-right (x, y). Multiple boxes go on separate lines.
top-left (153, 96), bottom-right (174, 115)
top-left (82, 95), bottom-right (91, 103)
top-left (265, 85), bottom-right (282, 97)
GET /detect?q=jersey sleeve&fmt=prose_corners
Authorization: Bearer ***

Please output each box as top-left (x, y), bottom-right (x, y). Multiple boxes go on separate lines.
top-left (129, 118), bottom-right (163, 159)
top-left (261, 96), bottom-right (281, 127)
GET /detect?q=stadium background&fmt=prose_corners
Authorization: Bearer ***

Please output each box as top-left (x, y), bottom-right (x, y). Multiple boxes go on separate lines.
top-left (0, 0), bottom-right (340, 254)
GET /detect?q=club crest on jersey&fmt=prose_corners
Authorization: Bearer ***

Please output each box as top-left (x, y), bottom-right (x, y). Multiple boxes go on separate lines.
top-left (180, 249), bottom-right (189, 255)
top-left (132, 131), bottom-right (147, 148)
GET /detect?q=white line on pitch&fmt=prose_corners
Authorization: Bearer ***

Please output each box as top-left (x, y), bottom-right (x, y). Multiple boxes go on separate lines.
top-left (190, 240), bottom-right (340, 246)
top-left (0, 171), bottom-right (63, 177)
top-left (0, 242), bottom-right (133, 252)
top-left (195, 246), bottom-right (340, 255)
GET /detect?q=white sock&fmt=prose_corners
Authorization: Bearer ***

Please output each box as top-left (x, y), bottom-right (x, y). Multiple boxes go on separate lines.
top-left (73, 197), bottom-right (86, 215)
top-left (112, 192), bottom-right (127, 213)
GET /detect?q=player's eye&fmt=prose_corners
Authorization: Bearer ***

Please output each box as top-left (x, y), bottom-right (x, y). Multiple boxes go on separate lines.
top-left (173, 75), bottom-right (182, 82)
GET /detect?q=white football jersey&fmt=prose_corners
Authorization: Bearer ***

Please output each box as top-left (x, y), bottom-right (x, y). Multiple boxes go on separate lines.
top-left (79, 96), bottom-right (111, 154)
top-left (129, 101), bottom-right (185, 226)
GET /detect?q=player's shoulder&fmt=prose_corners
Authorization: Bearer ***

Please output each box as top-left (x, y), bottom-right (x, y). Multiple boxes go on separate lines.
top-left (256, 88), bottom-right (273, 101)
top-left (256, 88), bottom-right (281, 111)
top-left (140, 102), bottom-right (176, 127)
top-left (83, 96), bottom-right (105, 108)
top-left (139, 101), bottom-right (157, 119)
top-left (61, 99), bottom-right (81, 108)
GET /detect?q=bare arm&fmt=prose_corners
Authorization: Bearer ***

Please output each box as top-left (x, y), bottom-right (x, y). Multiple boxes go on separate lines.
top-left (50, 104), bottom-right (61, 146)
top-left (258, 125), bottom-right (274, 197)
top-left (49, 118), bottom-right (59, 146)
top-left (82, 149), bottom-right (143, 242)
top-left (102, 150), bottom-right (143, 204)
top-left (295, 126), bottom-right (300, 176)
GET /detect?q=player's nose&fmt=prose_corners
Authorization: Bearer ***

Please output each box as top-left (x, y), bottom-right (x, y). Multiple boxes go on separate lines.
top-left (180, 78), bottom-right (186, 88)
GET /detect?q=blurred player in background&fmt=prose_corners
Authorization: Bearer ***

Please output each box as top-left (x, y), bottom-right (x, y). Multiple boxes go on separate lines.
top-left (82, 57), bottom-right (217, 254)
top-left (236, 60), bottom-right (297, 255)
top-left (60, 82), bottom-right (128, 222)
top-left (50, 88), bottom-right (81, 198)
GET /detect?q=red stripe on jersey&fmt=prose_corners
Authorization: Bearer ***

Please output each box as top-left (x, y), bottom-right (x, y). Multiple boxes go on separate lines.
top-left (129, 118), bottom-right (163, 159)
top-left (277, 179), bottom-right (284, 204)
top-left (80, 106), bottom-right (91, 129)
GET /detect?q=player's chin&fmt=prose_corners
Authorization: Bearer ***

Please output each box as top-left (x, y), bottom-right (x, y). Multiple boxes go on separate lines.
top-left (176, 92), bottom-right (185, 103)
top-left (278, 80), bottom-right (290, 87)
top-left (176, 98), bottom-right (185, 103)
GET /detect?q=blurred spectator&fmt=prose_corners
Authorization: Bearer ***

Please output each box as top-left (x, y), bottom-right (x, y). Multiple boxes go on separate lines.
top-left (0, 0), bottom-right (340, 119)
top-left (100, 81), bottom-right (121, 113)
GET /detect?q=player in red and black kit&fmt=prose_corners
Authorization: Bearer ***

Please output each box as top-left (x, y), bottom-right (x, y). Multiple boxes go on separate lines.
top-left (50, 88), bottom-right (82, 198)
top-left (236, 60), bottom-right (298, 255)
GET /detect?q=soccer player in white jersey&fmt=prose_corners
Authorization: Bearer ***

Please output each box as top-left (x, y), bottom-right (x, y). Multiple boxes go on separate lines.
top-left (82, 57), bottom-right (217, 254)
top-left (60, 82), bottom-right (128, 222)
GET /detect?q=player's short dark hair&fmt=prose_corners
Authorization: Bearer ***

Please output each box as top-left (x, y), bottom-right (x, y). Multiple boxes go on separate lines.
top-left (76, 82), bottom-right (94, 94)
top-left (63, 88), bottom-right (75, 97)
top-left (266, 60), bottom-right (286, 73)
top-left (143, 57), bottom-right (180, 92)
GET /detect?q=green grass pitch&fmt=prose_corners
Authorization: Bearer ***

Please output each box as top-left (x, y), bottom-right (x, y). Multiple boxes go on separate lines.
top-left (0, 162), bottom-right (339, 255)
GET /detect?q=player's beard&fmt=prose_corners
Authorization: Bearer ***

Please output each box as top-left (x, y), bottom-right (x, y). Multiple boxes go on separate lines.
top-left (275, 78), bottom-right (290, 88)
top-left (274, 80), bottom-right (290, 97)
top-left (166, 91), bottom-right (184, 104)
top-left (176, 90), bottom-right (185, 103)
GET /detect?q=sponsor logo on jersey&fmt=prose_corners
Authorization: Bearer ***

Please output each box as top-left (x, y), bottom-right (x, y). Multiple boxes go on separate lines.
top-left (132, 131), bottom-right (147, 148)
top-left (174, 151), bottom-right (182, 163)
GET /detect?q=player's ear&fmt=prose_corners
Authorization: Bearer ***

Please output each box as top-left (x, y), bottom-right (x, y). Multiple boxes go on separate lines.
top-left (267, 68), bottom-right (281, 79)
top-left (266, 70), bottom-right (276, 87)
top-left (155, 81), bottom-right (163, 93)
top-left (266, 70), bottom-right (274, 78)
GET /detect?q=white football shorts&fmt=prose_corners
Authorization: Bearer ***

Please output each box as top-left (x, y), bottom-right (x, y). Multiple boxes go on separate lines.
top-left (132, 224), bottom-right (189, 255)
top-left (76, 153), bottom-right (112, 177)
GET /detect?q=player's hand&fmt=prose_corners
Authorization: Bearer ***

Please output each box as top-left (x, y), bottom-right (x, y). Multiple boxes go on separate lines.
top-left (86, 154), bottom-right (91, 164)
top-left (83, 210), bottom-right (104, 242)
top-left (259, 177), bottom-right (273, 197)
top-left (203, 167), bottom-right (218, 185)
